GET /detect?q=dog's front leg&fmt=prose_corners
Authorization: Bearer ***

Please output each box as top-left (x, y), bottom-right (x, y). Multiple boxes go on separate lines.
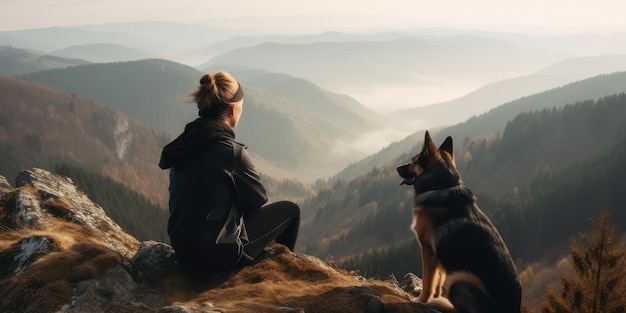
top-left (418, 244), bottom-right (437, 303)
top-left (433, 267), bottom-right (446, 298)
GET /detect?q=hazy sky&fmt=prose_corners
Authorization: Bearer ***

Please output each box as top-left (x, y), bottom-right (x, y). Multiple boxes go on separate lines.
top-left (2, 0), bottom-right (626, 33)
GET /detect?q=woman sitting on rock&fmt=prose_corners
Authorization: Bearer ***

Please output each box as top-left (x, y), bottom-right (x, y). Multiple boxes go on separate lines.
top-left (159, 71), bottom-right (300, 277)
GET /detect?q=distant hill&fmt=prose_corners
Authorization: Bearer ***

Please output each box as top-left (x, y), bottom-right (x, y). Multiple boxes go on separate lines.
top-left (0, 46), bottom-right (89, 76)
top-left (330, 71), bottom-right (626, 184)
top-left (230, 68), bottom-right (384, 135)
top-left (203, 34), bottom-right (572, 91)
top-left (52, 43), bottom-right (153, 63)
top-left (387, 54), bottom-right (626, 129)
top-left (19, 60), bottom-right (385, 178)
top-left (0, 27), bottom-right (146, 52)
top-left (77, 21), bottom-right (244, 52)
top-left (0, 22), bottom-right (246, 62)
top-left (190, 31), bottom-right (433, 65)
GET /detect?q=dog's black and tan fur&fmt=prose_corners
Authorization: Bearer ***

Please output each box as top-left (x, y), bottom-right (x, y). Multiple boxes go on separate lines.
top-left (397, 131), bottom-right (522, 313)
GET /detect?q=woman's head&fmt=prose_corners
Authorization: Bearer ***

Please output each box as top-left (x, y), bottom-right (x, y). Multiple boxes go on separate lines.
top-left (193, 71), bottom-right (244, 126)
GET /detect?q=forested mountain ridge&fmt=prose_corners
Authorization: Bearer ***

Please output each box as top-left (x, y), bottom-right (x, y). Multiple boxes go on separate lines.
top-left (18, 59), bottom-right (200, 137)
top-left (299, 93), bottom-right (626, 281)
top-left (0, 75), bottom-right (169, 206)
top-left (330, 71), bottom-right (626, 185)
top-left (388, 54), bottom-right (626, 128)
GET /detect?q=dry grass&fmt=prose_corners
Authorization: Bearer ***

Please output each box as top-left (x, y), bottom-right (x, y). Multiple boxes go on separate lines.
top-left (158, 245), bottom-right (420, 313)
top-left (41, 196), bottom-right (74, 220)
top-left (0, 237), bottom-right (122, 313)
top-left (0, 187), bottom-right (31, 230)
top-left (0, 190), bottom-right (123, 313)
top-left (1, 189), bottom-right (424, 313)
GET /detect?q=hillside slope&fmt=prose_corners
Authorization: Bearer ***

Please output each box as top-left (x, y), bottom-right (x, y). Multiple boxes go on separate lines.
top-left (18, 59), bottom-right (200, 136)
top-left (0, 75), bottom-right (169, 206)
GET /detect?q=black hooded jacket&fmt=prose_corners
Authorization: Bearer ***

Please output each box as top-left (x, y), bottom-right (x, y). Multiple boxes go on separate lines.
top-left (159, 117), bottom-right (268, 245)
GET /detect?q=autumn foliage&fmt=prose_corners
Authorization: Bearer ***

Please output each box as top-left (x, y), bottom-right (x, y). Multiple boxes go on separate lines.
top-left (542, 210), bottom-right (626, 313)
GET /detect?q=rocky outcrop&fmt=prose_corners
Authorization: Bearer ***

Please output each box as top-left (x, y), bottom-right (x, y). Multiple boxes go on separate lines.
top-left (0, 168), bottom-right (432, 313)
top-left (0, 175), bottom-right (12, 195)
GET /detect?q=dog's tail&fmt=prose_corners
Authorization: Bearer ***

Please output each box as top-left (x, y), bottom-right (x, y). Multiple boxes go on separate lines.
top-left (446, 272), bottom-right (492, 313)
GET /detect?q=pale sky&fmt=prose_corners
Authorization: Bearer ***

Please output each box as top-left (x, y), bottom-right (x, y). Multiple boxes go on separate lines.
top-left (2, 0), bottom-right (626, 33)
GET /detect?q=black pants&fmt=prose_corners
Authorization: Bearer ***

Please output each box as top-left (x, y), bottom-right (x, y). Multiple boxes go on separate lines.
top-left (171, 200), bottom-right (300, 277)
top-left (242, 200), bottom-right (300, 260)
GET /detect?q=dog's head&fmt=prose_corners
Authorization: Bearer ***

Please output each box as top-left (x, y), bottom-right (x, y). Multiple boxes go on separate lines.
top-left (397, 131), bottom-right (461, 193)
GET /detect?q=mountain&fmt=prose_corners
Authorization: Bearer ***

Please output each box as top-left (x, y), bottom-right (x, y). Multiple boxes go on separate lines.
top-left (0, 22), bottom-right (249, 64)
top-left (0, 26), bottom-right (148, 52)
top-left (388, 54), bottom-right (626, 129)
top-left (0, 46), bottom-right (89, 76)
top-left (229, 67), bottom-right (384, 135)
top-left (298, 92), bottom-right (626, 281)
top-left (203, 34), bottom-right (572, 91)
top-left (190, 31), bottom-right (435, 66)
top-left (51, 43), bottom-right (153, 63)
top-left (0, 168), bottom-right (432, 313)
top-left (18, 60), bottom-right (386, 179)
top-left (330, 71), bottom-right (626, 183)
top-left (18, 59), bottom-right (200, 136)
top-left (76, 21), bottom-right (246, 52)
top-left (0, 75), bottom-right (170, 206)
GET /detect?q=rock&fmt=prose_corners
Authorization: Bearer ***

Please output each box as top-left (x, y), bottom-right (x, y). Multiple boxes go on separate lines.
top-left (0, 236), bottom-right (59, 279)
top-left (0, 175), bottom-right (12, 196)
top-left (14, 168), bottom-right (139, 258)
top-left (0, 168), bottom-right (435, 313)
top-left (154, 304), bottom-right (226, 313)
top-left (366, 295), bottom-right (387, 313)
top-left (131, 240), bottom-right (178, 285)
top-left (401, 272), bottom-right (423, 296)
top-left (385, 273), bottom-right (400, 286)
top-left (13, 188), bottom-right (45, 227)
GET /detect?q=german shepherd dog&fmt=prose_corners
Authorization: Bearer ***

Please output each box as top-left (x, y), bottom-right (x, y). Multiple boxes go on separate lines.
top-left (397, 131), bottom-right (522, 313)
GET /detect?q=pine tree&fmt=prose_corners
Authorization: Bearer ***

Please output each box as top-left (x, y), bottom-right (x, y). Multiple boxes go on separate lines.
top-left (542, 209), bottom-right (626, 313)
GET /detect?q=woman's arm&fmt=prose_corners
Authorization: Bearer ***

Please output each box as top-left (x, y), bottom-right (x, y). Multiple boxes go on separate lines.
top-left (233, 143), bottom-right (268, 210)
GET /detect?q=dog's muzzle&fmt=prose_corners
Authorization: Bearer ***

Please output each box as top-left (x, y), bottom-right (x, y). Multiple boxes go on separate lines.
top-left (396, 163), bottom-right (416, 185)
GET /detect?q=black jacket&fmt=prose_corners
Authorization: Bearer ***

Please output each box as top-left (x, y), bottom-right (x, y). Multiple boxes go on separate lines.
top-left (159, 118), bottom-right (268, 245)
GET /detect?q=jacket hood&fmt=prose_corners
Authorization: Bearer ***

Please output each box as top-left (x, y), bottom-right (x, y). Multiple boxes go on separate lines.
top-left (159, 118), bottom-right (235, 169)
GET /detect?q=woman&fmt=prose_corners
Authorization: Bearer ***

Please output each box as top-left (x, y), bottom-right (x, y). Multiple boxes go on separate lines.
top-left (159, 71), bottom-right (300, 277)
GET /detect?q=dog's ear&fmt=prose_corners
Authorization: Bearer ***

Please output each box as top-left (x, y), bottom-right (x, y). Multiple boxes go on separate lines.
top-left (422, 131), bottom-right (440, 160)
top-left (439, 136), bottom-right (453, 160)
